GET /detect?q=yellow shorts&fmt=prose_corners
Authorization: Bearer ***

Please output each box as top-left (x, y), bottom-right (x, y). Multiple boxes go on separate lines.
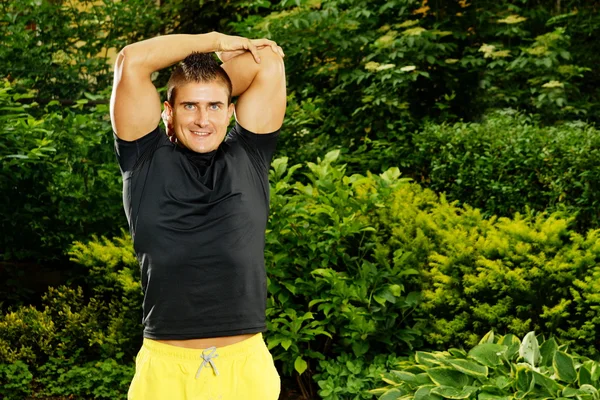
top-left (127, 333), bottom-right (281, 400)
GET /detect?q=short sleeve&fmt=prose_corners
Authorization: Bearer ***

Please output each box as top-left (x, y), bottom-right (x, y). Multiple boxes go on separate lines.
top-left (113, 127), bottom-right (165, 174)
top-left (226, 122), bottom-right (280, 171)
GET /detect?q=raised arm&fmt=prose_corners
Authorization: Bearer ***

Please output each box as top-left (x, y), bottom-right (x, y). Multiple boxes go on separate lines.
top-left (110, 33), bottom-right (270, 141)
top-left (220, 46), bottom-right (287, 134)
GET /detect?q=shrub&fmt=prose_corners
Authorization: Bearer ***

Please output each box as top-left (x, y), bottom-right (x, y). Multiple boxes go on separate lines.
top-left (0, 230), bottom-right (141, 398)
top-left (314, 352), bottom-right (404, 400)
top-left (0, 82), bottom-right (125, 262)
top-left (232, 0), bottom-right (599, 174)
top-left (37, 358), bottom-right (133, 400)
top-left (372, 331), bottom-right (600, 400)
top-left (4, 151), bottom-right (600, 397)
top-left (0, 361), bottom-right (33, 400)
top-left (409, 110), bottom-right (600, 233)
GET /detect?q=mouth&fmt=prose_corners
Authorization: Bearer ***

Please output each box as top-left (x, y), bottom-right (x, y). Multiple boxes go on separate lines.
top-left (190, 130), bottom-right (212, 137)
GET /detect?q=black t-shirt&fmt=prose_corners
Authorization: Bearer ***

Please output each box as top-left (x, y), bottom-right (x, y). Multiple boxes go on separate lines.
top-left (113, 122), bottom-right (279, 339)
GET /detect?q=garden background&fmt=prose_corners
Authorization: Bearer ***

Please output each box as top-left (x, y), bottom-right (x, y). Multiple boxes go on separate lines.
top-left (2, 0), bottom-right (600, 399)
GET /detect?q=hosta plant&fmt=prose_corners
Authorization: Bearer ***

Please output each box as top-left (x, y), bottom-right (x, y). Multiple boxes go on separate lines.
top-left (372, 331), bottom-right (600, 400)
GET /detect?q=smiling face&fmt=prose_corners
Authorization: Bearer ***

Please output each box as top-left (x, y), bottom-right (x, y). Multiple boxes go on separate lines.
top-left (163, 80), bottom-right (235, 153)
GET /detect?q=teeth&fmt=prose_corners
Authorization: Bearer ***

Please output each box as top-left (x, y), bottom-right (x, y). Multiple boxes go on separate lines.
top-left (191, 131), bottom-right (210, 136)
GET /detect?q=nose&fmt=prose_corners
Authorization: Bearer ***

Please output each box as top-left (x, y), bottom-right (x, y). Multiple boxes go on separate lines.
top-left (195, 109), bottom-right (209, 128)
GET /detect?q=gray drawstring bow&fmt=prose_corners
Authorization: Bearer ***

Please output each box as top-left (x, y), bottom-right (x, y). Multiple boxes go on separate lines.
top-left (195, 346), bottom-right (219, 379)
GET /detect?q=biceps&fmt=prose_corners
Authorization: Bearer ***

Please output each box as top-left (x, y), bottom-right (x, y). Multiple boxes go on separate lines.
top-left (234, 59), bottom-right (287, 134)
top-left (110, 53), bottom-right (162, 141)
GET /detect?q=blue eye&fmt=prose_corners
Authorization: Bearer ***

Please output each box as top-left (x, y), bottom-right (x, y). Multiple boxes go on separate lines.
top-left (210, 104), bottom-right (220, 110)
top-left (184, 104), bottom-right (195, 110)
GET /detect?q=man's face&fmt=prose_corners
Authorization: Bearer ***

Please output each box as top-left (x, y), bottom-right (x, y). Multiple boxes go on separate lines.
top-left (164, 81), bottom-right (234, 153)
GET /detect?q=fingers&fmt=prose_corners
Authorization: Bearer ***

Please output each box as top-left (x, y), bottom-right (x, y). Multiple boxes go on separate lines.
top-left (252, 39), bottom-right (285, 58)
top-left (246, 39), bottom-right (261, 63)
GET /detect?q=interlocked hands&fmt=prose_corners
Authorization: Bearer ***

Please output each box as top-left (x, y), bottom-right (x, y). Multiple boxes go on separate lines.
top-left (214, 33), bottom-right (284, 63)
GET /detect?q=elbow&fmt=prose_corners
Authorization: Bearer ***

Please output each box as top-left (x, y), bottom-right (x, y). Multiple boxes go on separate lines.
top-left (114, 45), bottom-right (148, 78)
top-left (115, 45), bottom-right (138, 70)
top-left (257, 49), bottom-right (285, 79)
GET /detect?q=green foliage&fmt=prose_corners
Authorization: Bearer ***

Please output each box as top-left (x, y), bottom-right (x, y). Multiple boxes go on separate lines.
top-left (0, 0), bottom-right (165, 99)
top-left (372, 330), bottom-right (600, 400)
top-left (314, 352), bottom-right (404, 400)
top-left (412, 190), bottom-right (600, 355)
top-left (0, 361), bottom-right (33, 400)
top-left (231, 0), bottom-right (599, 173)
top-left (409, 110), bottom-right (600, 232)
top-left (4, 152), bottom-right (600, 397)
top-left (0, 82), bottom-right (124, 262)
top-left (0, 230), bottom-right (141, 397)
top-left (265, 151), bottom-right (427, 394)
top-left (37, 358), bottom-right (133, 400)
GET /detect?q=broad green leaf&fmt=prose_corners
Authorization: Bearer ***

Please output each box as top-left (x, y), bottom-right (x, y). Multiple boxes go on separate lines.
top-left (579, 384), bottom-right (598, 396)
top-left (519, 332), bottom-right (541, 367)
top-left (416, 351), bottom-right (445, 367)
top-left (498, 334), bottom-right (521, 360)
top-left (480, 384), bottom-right (506, 395)
top-left (448, 348), bottom-right (467, 357)
top-left (479, 331), bottom-right (495, 345)
top-left (579, 362), bottom-right (593, 386)
top-left (589, 361), bottom-right (600, 382)
top-left (381, 372), bottom-right (402, 385)
top-left (469, 343), bottom-right (507, 367)
top-left (478, 394), bottom-right (512, 400)
top-left (515, 366), bottom-right (534, 393)
top-left (415, 373), bottom-right (434, 385)
top-left (294, 356), bottom-right (307, 375)
top-left (380, 388), bottom-right (406, 400)
top-left (281, 339), bottom-right (292, 350)
top-left (531, 370), bottom-right (562, 395)
top-left (562, 387), bottom-right (584, 397)
top-left (427, 367), bottom-right (470, 388)
top-left (495, 376), bottom-right (511, 389)
top-left (390, 370), bottom-right (417, 383)
top-left (414, 385), bottom-right (442, 400)
top-left (553, 351), bottom-right (577, 383)
top-left (539, 337), bottom-right (558, 367)
top-left (323, 149), bottom-right (341, 164)
top-left (446, 359), bottom-right (488, 378)
top-left (430, 385), bottom-right (478, 399)
top-left (352, 341), bottom-right (369, 357)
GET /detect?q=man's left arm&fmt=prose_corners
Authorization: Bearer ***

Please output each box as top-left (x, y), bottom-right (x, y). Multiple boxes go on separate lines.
top-left (219, 47), bottom-right (286, 134)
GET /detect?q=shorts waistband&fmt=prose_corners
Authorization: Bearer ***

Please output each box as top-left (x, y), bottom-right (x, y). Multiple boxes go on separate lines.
top-left (141, 333), bottom-right (264, 361)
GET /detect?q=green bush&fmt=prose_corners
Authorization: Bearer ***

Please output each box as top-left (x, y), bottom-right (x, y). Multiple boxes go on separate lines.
top-left (0, 82), bottom-right (124, 262)
top-left (4, 151), bottom-right (600, 397)
top-left (37, 358), bottom-right (133, 400)
top-left (232, 0), bottom-right (599, 173)
top-left (408, 110), bottom-right (600, 232)
top-left (0, 361), bottom-right (33, 400)
top-left (372, 331), bottom-right (600, 400)
top-left (0, 231), bottom-right (141, 398)
top-left (314, 352), bottom-right (404, 400)
top-left (1, 0), bottom-right (165, 99)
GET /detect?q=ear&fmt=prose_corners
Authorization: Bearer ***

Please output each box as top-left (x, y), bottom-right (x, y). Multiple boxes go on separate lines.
top-left (162, 101), bottom-right (175, 140)
top-left (227, 103), bottom-right (235, 120)
top-left (162, 101), bottom-right (173, 121)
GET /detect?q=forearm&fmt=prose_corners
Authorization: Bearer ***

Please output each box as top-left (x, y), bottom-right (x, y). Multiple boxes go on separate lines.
top-left (119, 32), bottom-right (220, 76)
top-left (221, 48), bottom-right (284, 97)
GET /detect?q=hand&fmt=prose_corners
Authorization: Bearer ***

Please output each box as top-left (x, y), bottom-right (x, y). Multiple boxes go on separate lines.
top-left (215, 33), bottom-right (285, 63)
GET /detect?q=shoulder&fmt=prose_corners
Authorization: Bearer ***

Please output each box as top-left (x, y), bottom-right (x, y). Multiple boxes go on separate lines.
top-left (224, 121), bottom-right (281, 171)
top-left (226, 121), bottom-right (280, 145)
top-left (113, 125), bottom-right (173, 173)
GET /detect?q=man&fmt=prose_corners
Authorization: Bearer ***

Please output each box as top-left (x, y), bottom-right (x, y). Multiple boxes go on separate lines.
top-left (110, 31), bottom-right (286, 400)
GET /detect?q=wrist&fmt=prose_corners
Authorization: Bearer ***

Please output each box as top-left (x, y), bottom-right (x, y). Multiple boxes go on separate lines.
top-left (206, 31), bottom-right (223, 53)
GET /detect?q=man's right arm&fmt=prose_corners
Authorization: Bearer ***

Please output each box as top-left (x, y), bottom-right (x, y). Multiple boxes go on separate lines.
top-left (110, 32), bottom-right (277, 142)
top-left (110, 33), bottom-right (224, 141)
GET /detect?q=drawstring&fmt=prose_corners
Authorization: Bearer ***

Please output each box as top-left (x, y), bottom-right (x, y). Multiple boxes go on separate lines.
top-left (195, 347), bottom-right (219, 379)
